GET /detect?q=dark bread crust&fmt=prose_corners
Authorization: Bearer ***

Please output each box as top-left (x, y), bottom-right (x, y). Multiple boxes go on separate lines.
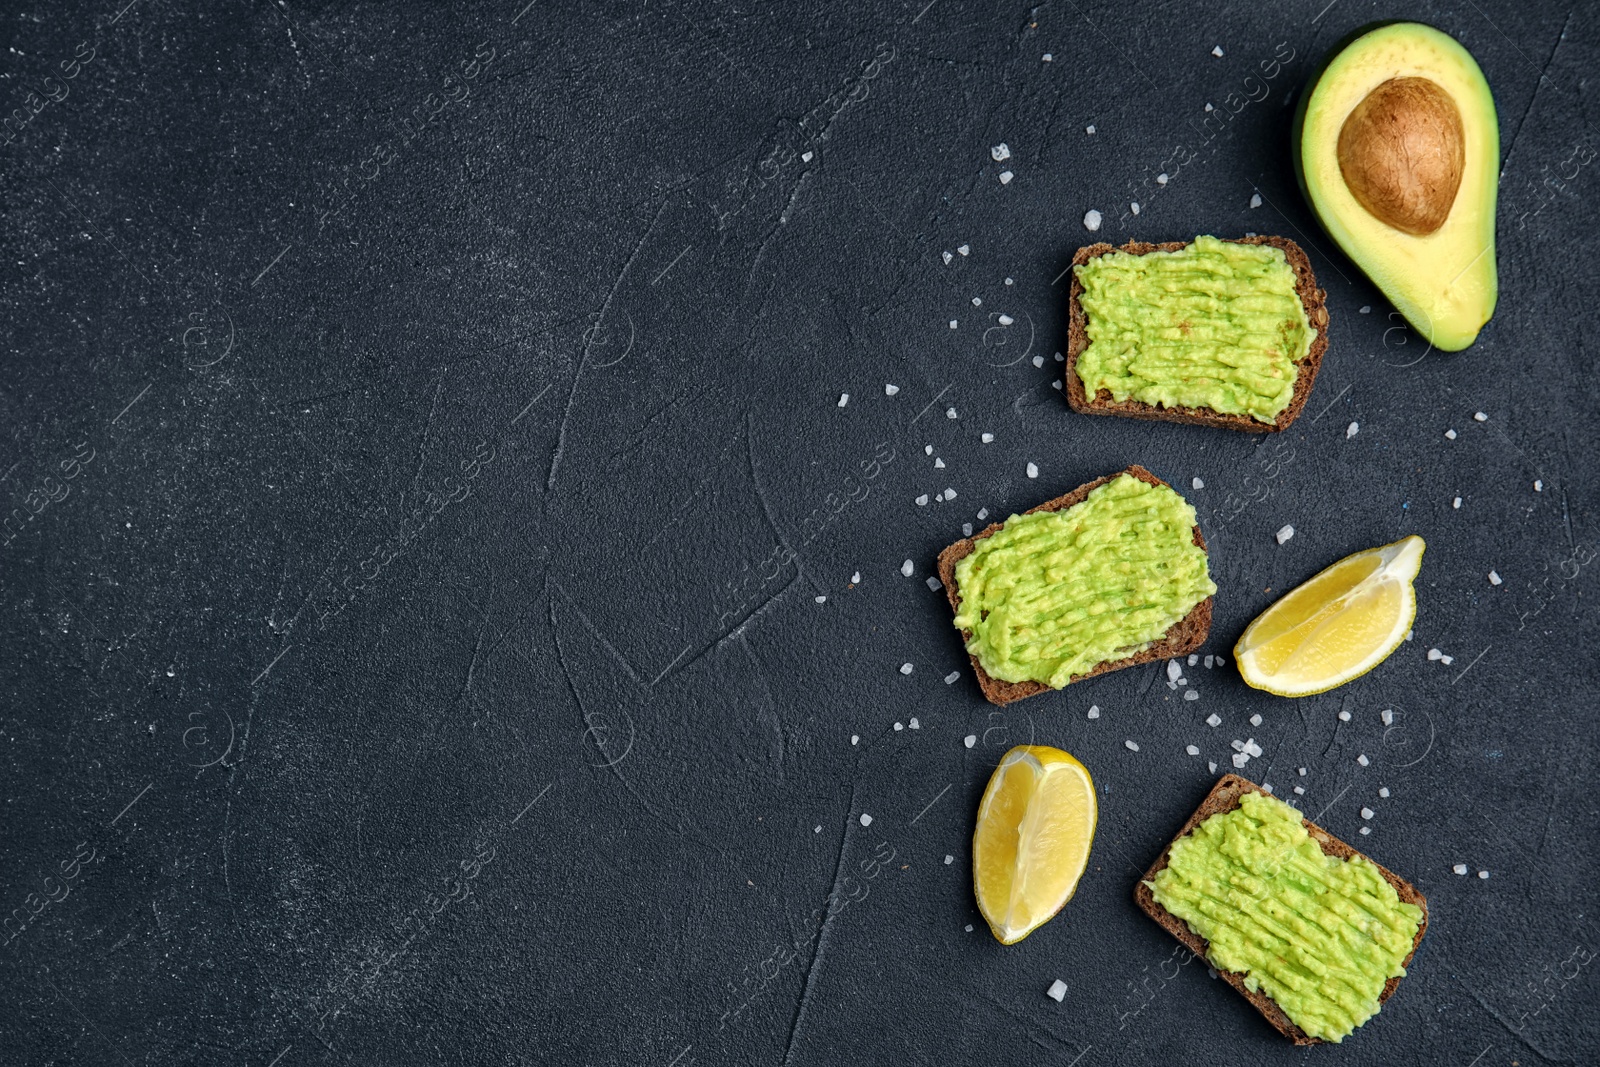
top-left (936, 465), bottom-right (1212, 707)
top-left (1065, 236), bottom-right (1331, 432)
top-left (1133, 774), bottom-right (1430, 1046)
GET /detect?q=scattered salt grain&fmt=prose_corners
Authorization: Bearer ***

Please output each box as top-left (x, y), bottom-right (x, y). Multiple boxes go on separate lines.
top-left (1188, 654), bottom-right (1199, 666)
top-left (802, 151), bottom-right (814, 163)
top-left (1534, 480), bottom-right (1543, 491)
top-left (1453, 497), bottom-right (1462, 509)
top-left (1293, 786), bottom-right (1305, 795)
top-left (1085, 124), bottom-right (1095, 134)
top-left (946, 407), bottom-right (958, 419)
top-left (1378, 787), bottom-right (1390, 798)
top-left (885, 383), bottom-right (900, 396)
top-left (1184, 690), bottom-right (1199, 701)
top-left (963, 734), bottom-right (976, 747)
top-left (981, 433), bottom-right (994, 444)
top-left (1361, 807), bottom-right (1374, 820)
top-left (998, 314), bottom-right (1014, 326)
top-left (1125, 740), bottom-right (1140, 752)
top-left (934, 457), bottom-right (945, 469)
top-left (1215, 655), bottom-right (1225, 666)
top-left (999, 170), bottom-right (1014, 184)
top-left (1043, 53), bottom-right (1053, 62)
top-left (1298, 767), bottom-right (1307, 776)
top-left (1381, 709), bottom-right (1394, 725)
top-left (1489, 570), bottom-right (1502, 586)
top-left (910, 718), bottom-right (920, 729)
top-left (944, 854), bottom-right (953, 865)
top-left (1360, 305), bottom-right (1371, 314)
top-left (1445, 428), bottom-right (1457, 439)
top-left (860, 813), bottom-right (873, 826)
top-left (1359, 827), bottom-right (1371, 835)
top-left (1275, 524), bottom-right (1295, 545)
top-left (991, 143), bottom-right (1011, 162)
top-left (1440, 654), bottom-right (1454, 665)
top-left (815, 595), bottom-right (827, 604)
top-left (1346, 421), bottom-right (1359, 439)
top-left (838, 393), bottom-right (849, 407)
top-left (965, 924), bottom-right (974, 932)
top-left (1245, 739), bottom-right (1262, 757)
top-left (902, 559), bottom-right (915, 577)
top-left (1167, 679), bottom-right (1178, 691)
top-left (1087, 705), bottom-right (1100, 719)
top-left (1033, 355), bottom-right (1045, 368)
top-left (1047, 979), bottom-right (1068, 1002)
top-left (961, 523), bottom-right (972, 536)
top-left (1478, 870), bottom-right (1489, 879)
top-left (1232, 752), bottom-right (1251, 768)
top-left (1474, 411), bottom-right (1488, 422)
top-left (1157, 172), bottom-right (1169, 185)
top-left (1006, 278), bottom-right (1014, 286)
top-left (957, 244), bottom-right (970, 256)
top-left (1192, 477), bottom-right (1205, 490)
top-left (1186, 745), bottom-right (1200, 756)
top-left (916, 494), bottom-right (929, 506)
top-left (1357, 753), bottom-right (1369, 766)
top-left (1206, 713), bottom-right (1221, 727)
top-left (1026, 462), bottom-right (1039, 479)
top-left (1338, 710), bottom-right (1351, 722)
top-left (900, 663), bottom-right (914, 675)
top-left (944, 488), bottom-right (957, 500)
top-left (1205, 102), bottom-right (1214, 112)
top-left (1427, 648), bottom-right (1442, 661)
top-left (977, 508), bottom-right (989, 520)
top-left (925, 445), bottom-right (934, 455)
top-left (1209, 761), bottom-right (1218, 773)
top-left (894, 722), bottom-right (903, 731)
top-left (1261, 784), bottom-right (1273, 794)
top-left (926, 577), bottom-right (942, 591)
top-left (949, 320), bottom-right (958, 329)
top-left (971, 297), bottom-right (981, 307)
top-left (1084, 209), bottom-right (1103, 231)
top-left (851, 735), bottom-right (859, 745)
top-left (815, 825), bottom-right (822, 832)
top-left (1212, 45), bottom-right (1225, 57)
top-left (947, 672), bottom-right (962, 685)
top-left (851, 571), bottom-right (861, 584)
top-left (1051, 380), bottom-right (1062, 390)
top-left (1248, 714), bottom-right (1262, 726)
top-left (942, 251), bottom-right (953, 265)
top-left (1250, 192), bottom-right (1262, 209)
top-left (1204, 655), bottom-right (1214, 668)
top-left (1130, 201), bottom-right (1141, 215)
top-left (1168, 661), bottom-right (1183, 682)
top-left (1453, 864), bottom-right (1468, 875)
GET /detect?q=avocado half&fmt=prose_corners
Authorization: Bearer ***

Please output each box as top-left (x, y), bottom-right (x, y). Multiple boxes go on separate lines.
top-left (1293, 22), bottom-right (1498, 351)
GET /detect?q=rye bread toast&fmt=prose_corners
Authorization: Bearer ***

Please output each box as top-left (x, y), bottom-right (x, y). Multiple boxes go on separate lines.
top-left (1133, 774), bottom-right (1430, 1045)
top-left (936, 465), bottom-right (1211, 707)
top-left (1066, 236), bottom-right (1331, 432)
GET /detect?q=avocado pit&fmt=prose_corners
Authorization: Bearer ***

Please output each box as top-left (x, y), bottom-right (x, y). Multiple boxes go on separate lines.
top-left (1336, 76), bottom-right (1464, 236)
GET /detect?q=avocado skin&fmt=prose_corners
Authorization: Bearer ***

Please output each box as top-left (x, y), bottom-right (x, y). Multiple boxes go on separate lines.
top-left (1292, 21), bottom-right (1500, 351)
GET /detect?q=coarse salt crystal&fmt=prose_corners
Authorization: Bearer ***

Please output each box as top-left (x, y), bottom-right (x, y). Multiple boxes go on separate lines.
top-left (925, 445), bottom-right (934, 455)
top-left (1276, 525), bottom-right (1295, 545)
top-left (901, 559), bottom-right (915, 577)
top-left (1427, 648), bottom-right (1442, 661)
top-left (1085, 124), bottom-right (1094, 134)
top-left (991, 143), bottom-right (1011, 162)
top-left (1453, 864), bottom-right (1468, 875)
top-left (998, 314), bottom-right (1014, 326)
top-left (1047, 979), bottom-right (1068, 1002)
top-left (1359, 826), bottom-right (1371, 835)
top-left (1381, 709), bottom-right (1394, 725)
top-left (1478, 870), bottom-right (1489, 879)
top-left (1293, 786), bottom-right (1305, 795)
top-left (1445, 429), bottom-right (1457, 439)
top-left (1026, 462), bottom-right (1039, 479)
top-left (1440, 654), bottom-right (1454, 665)
top-left (926, 577), bottom-right (942, 591)
top-left (1209, 761), bottom-right (1218, 773)
top-left (1357, 753), bottom-right (1369, 766)
top-left (1231, 739), bottom-right (1247, 752)
top-left (944, 487), bottom-right (957, 500)
top-left (1212, 45), bottom-right (1224, 57)
top-left (1084, 209), bottom-right (1103, 231)
top-left (1346, 421), bottom-right (1359, 439)
top-left (1535, 480), bottom-right (1544, 491)
top-left (909, 718), bottom-right (919, 729)
top-left (1250, 192), bottom-right (1262, 208)
top-left (1474, 411), bottom-right (1488, 422)
top-left (1186, 745), bottom-right (1200, 756)
top-left (1167, 679), bottom-right (1178, 691)
top-left (1245, 740), bottom-right (1262, 757)
top-left (851, 735), bottom-right (859, 745)
top-left (1033, 355), bottom-right (1045, 368)
top-left (1157, 172), bottom-right (1169, 185)
top-left (1051, 380), bottom-right (1062, 390)
top-left (980, 433), bottom-right (994, 444)
top-left (916, 494), bottom-right (929, 506)
top-left (944, 854), bottom-right (953, 864)
top-left (1338, 710), bottom-right (1351, 722)
top-left (1378, 787), bottom-right (1390, 798)
top-left (1183, 690), bottom-right (1199, 702)
top-left (977, 508), bottom-right (989, 520)
top-left (1360, 305), bottom-right (1371, 314)
top-left (934, 492), bottom-right (944, 503)
top-left (971, 297), bottom-right (982, 307)
top-left (1188, 654), bottom-right (1199, 666)
top-left (1087, 705), bottom-right (1100, 719)
top-left (957, 244), bottom-right (970, 256)
top-left (1250, 713), bottom-right (1263, 726)
top-left (1261, 784), bottom-right (1273, 794)
top-left (885, 383), bottom-right (900, 395)
top-left (1216, 655), bottom-right (1225, 666)
top-left (1125, 740), bottom-right (1140, 752)
top-left (1361, 807), bottom-right (1374, 820)
top-left (1006, 278), bottom-right (1014, 286)
top-left (961, 523), bottom-right (972, 536)
top-left (1489, 570), bottom-right (1502, 585)
top-left (1043, 53), bottom-right (1053, 62)
top-left (934, 458), bottom-right (945, 469)
top-left (999, 170), bottom-right (1014, 184)
top-left (942, 251), bottom-right (953, 265)
top-left (1192, 477), bottom-right (1205, 490)
top-left (815, 595), bottom-right (827, 603)
top-left (802, 151), bottom-right (814, 162)
top-left (963, 734), bottom-right (976, 747)
top-left (851, 571), bottom-right (861, 584)
top-left (1232, 752), bottom-right (1250, 768)
top-left (1453, 497), bottom-right (1462, 509)
top-left (815, 825), bottom-right (822, 832)
top-left (950, 320), bottom-right (958, 329)
top-left (1130, 202), bottom-right (1141, 215)
top-left (946, 407), bottom-right (958, 419)
top-left (1206, 713), bottom-right (1221, 727)
top-left (900, 663), bottom-right (913, 675)
top-left (1298, 767), bottom-right (1307, 776)
top-left (838, 393), bottom-right (850, 407)
top-left (894, 722), bottom-right (903, 731)
top-left (946, 671), bottom-right (961, 685)
top-left (1168, 661), bottom-right (1183, 681)
top-left (860, 813), bottom-right (873, 826)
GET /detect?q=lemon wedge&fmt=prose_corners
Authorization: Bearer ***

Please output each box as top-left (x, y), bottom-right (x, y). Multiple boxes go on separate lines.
top-left (972, 745), bottom-right (1097, 945)
top-left (1235, 535), bottom-right (1425, 697)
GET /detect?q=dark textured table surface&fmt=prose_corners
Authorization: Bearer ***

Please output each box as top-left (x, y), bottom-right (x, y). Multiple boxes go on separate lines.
top-left (3, 2), bottom-right (1597, 1064)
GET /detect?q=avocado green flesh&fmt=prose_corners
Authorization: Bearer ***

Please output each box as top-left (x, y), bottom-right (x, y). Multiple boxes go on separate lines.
top-left (1147, 792), bottom-right (1424, 1043)
top-left (1074, 236), bottom-right (1312, 424)
top-left (952, 474), bottom-right (1215, 688)
top-left (1296, 22), bottom-right (1498, 351)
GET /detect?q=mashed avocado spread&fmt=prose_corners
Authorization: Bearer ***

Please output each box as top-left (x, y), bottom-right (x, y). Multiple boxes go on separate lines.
top-left (952, 474), bottom-right (1213, 688)
top-left (1147, 791), bottom-right (1424, 1043)
top-left (1075, 235), bottom-right (1313, 423)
